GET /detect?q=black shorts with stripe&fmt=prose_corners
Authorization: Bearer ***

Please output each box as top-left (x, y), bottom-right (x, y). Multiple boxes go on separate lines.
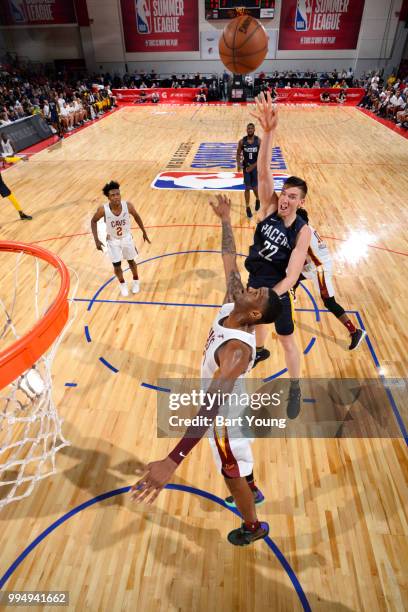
top-left (0, 175), bottom-right (11, 198)
top-left (248, 275), bottom-right (294, 336)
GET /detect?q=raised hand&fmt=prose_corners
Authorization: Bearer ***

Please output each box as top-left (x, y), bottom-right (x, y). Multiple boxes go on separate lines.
top-left (209, 194), bottom-right (232, 221)
top-left (250, 91), bottom-right (278, 133)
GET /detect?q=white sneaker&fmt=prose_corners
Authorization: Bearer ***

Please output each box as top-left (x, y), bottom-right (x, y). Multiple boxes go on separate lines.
top-left (132, 280), bottom-right (140, 294)
top-left (120, 283), bottom-right (129, 297)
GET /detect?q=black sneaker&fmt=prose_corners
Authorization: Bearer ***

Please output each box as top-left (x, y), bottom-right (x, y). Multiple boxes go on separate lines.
top-left (19, 211), bottom-right (32, 220)
top-left (225, 487), bottom-right (265, 508)
top-left (246, 206), bottom-right (252, 219)
top-left (287, 381), bottom-right (301, 419)
top-left (227, 522), bottom-right (269, 546)
top-left (255, 199), bottom-right (260, 211)
top-left (252, 348), bottom-right (270, 369)
top-left (349, 329), bottom-right (367, 351)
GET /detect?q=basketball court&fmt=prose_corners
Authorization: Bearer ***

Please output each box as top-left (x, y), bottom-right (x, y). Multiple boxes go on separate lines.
top-left (0, 103), bottom-right (407, 610)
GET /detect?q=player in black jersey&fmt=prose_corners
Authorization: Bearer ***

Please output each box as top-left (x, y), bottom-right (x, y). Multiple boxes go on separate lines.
top-left (247, 93), bottom-right (311, 417)
top-left (236, 123), bottom-right (261, 219)
top-left (0, 173), bottom-right (32, 220)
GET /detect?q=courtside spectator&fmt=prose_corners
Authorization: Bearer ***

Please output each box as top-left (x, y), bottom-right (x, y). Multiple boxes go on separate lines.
top-left (336, 90), bottom-right (347, 103)
top-left (195, 88), bottom-right (206, 103)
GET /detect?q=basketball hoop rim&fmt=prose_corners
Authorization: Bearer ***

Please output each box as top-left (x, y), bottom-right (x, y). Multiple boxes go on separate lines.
top-left (0, 241), bottom-right (70, 390)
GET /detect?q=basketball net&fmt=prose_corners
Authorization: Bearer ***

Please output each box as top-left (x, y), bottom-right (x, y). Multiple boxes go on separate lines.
top-left (0, 246), bottom-right (78, 509)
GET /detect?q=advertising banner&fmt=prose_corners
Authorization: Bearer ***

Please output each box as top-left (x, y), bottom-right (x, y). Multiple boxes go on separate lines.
top-left (120, 0), bottom-right (199, 52)
top-left (1, 115), bottom-right (52, 151)
top-left (278, 0), bottom-right (365, 50)
top-left (113, 88), bottom-right (205, 103)
top-left (0, 0), bottom-right (77, 25)
top-left (274, 87), bottom-right (364, 104)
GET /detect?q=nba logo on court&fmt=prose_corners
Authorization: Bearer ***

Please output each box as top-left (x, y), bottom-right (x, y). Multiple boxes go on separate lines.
top-left (8, 0), bottom-right (26, 23)
top-left (151, 171), bottom-right (290, 192)
top-left (295, 0), bottom-right (312, 31)
top-left (135, 0), bottom-right (152, 34)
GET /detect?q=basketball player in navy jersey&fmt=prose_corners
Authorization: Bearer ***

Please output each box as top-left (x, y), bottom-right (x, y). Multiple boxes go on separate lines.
top-left (236, 123), bottom-right (261, 219)
top-left (91, 181), bottom-right (150, 296)
top-left (132, 194), bottom-right (283, 547)
top-left (247, 93), bottom-right (311, 418)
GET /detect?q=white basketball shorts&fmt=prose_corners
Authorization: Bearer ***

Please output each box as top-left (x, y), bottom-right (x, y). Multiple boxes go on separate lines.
top-left (106, 234), bottom-right (138, 263)
top-left (208, 429), bottom-right (254, 478)
top-left (302, 262), bottom-right (335, 299)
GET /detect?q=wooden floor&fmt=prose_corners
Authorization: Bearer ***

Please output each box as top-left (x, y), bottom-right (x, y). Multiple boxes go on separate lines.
top-left (0, 105), bottom-right (407, 611)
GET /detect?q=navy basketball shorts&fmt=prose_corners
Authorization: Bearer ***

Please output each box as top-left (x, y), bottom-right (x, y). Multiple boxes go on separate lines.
top-left (248, 275), bottom-right (295, 336)
top-left (243, 167), bottom-right (258, 189)
top-left (0, 175), bottom-right (11, 198)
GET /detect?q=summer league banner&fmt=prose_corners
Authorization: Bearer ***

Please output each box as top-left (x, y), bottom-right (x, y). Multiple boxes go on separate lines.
top-left (120, 0), bottom-right (199, 52)
top-left (278, 0), bottom-right (365, 50)
top-left (0, 0), bottom-right (77, 25)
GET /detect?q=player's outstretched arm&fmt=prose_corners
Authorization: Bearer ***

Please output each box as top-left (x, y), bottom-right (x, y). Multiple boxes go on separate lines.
top-left (130, 340), bottom-right (250, 504)
top-left (209, 194), bottom-right (244, 303)
top-left (250, 92), bottom-right (278, 215)
top-left (273, 225), bottom-right (311, 295)
top-left (90, 206), bottom-right (105, 250)
top-left (128, 202), bottom-right (151, 243)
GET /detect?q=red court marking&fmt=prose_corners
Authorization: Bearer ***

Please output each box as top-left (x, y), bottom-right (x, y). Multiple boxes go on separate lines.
top-left (357, 107), bottom-right (408, 140)
top-left (31, 224), bottom-right (408, 258)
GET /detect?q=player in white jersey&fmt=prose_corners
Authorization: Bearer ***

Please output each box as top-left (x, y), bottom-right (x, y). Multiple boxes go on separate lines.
top-left (0, 132), bottom-right (28, 164)
top-left (91, 181), bottom-right (151, 296)
top-left (293, 208), bottom-right (366, 350)
top-left (132, 194), bottom-right (283, 546)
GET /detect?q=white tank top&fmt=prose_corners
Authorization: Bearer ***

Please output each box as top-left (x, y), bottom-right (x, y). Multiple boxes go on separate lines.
top-left (201, 303), bottom-right (256, 384)
top-left (104, 201), bottom-right (131, 240)
top-left (2, 140), bottom-right (13, 156)
top-left (304, 224), bottom-right (332, 272)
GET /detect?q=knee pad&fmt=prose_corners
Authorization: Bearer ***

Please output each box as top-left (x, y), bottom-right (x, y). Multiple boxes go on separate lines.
top-left (323, 296), bottom-right (345, 318)
top-left (113, 261), bottom-right (122, 268)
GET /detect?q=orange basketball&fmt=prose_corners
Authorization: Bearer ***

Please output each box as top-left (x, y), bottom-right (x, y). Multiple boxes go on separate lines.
top-left (219, 15), bottom-right (268, 75)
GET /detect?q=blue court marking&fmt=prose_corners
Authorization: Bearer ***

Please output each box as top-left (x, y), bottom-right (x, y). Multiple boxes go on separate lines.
top-left (381, 382), bottom-right (408, 445)
top-left (303, 337), bottom-right (316, 355)
top-left (64, 383), bottom-right (77, 388)
top-left (84, 250), bottom-right (318, 385)
top-left (0, 484), bottom-right (311, 612)
top-left (354, 311), bottom-right (380, 367)
top-left (76, 298), bottom-right (221, 309)
top-left (81, 247), bottom-right (406, 442)
top-left (141, 382), bottom-right (171, 393)
top-left (86, 250), bottom-right (222, 312)
top-left (191, 144), bottom-right (287, 170)
top-left (354, 311), bottom-right (408, 445)
top-left (303, 398), bottom-right (316, 404)
top-left (263, 368), bottom-right (288, 382)
top-left (299, 282), bottom-right (320, 322)
top-left (99, 357), bottom-right (119, 373)
top-left (84, 325), bottom-right (91, 343)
